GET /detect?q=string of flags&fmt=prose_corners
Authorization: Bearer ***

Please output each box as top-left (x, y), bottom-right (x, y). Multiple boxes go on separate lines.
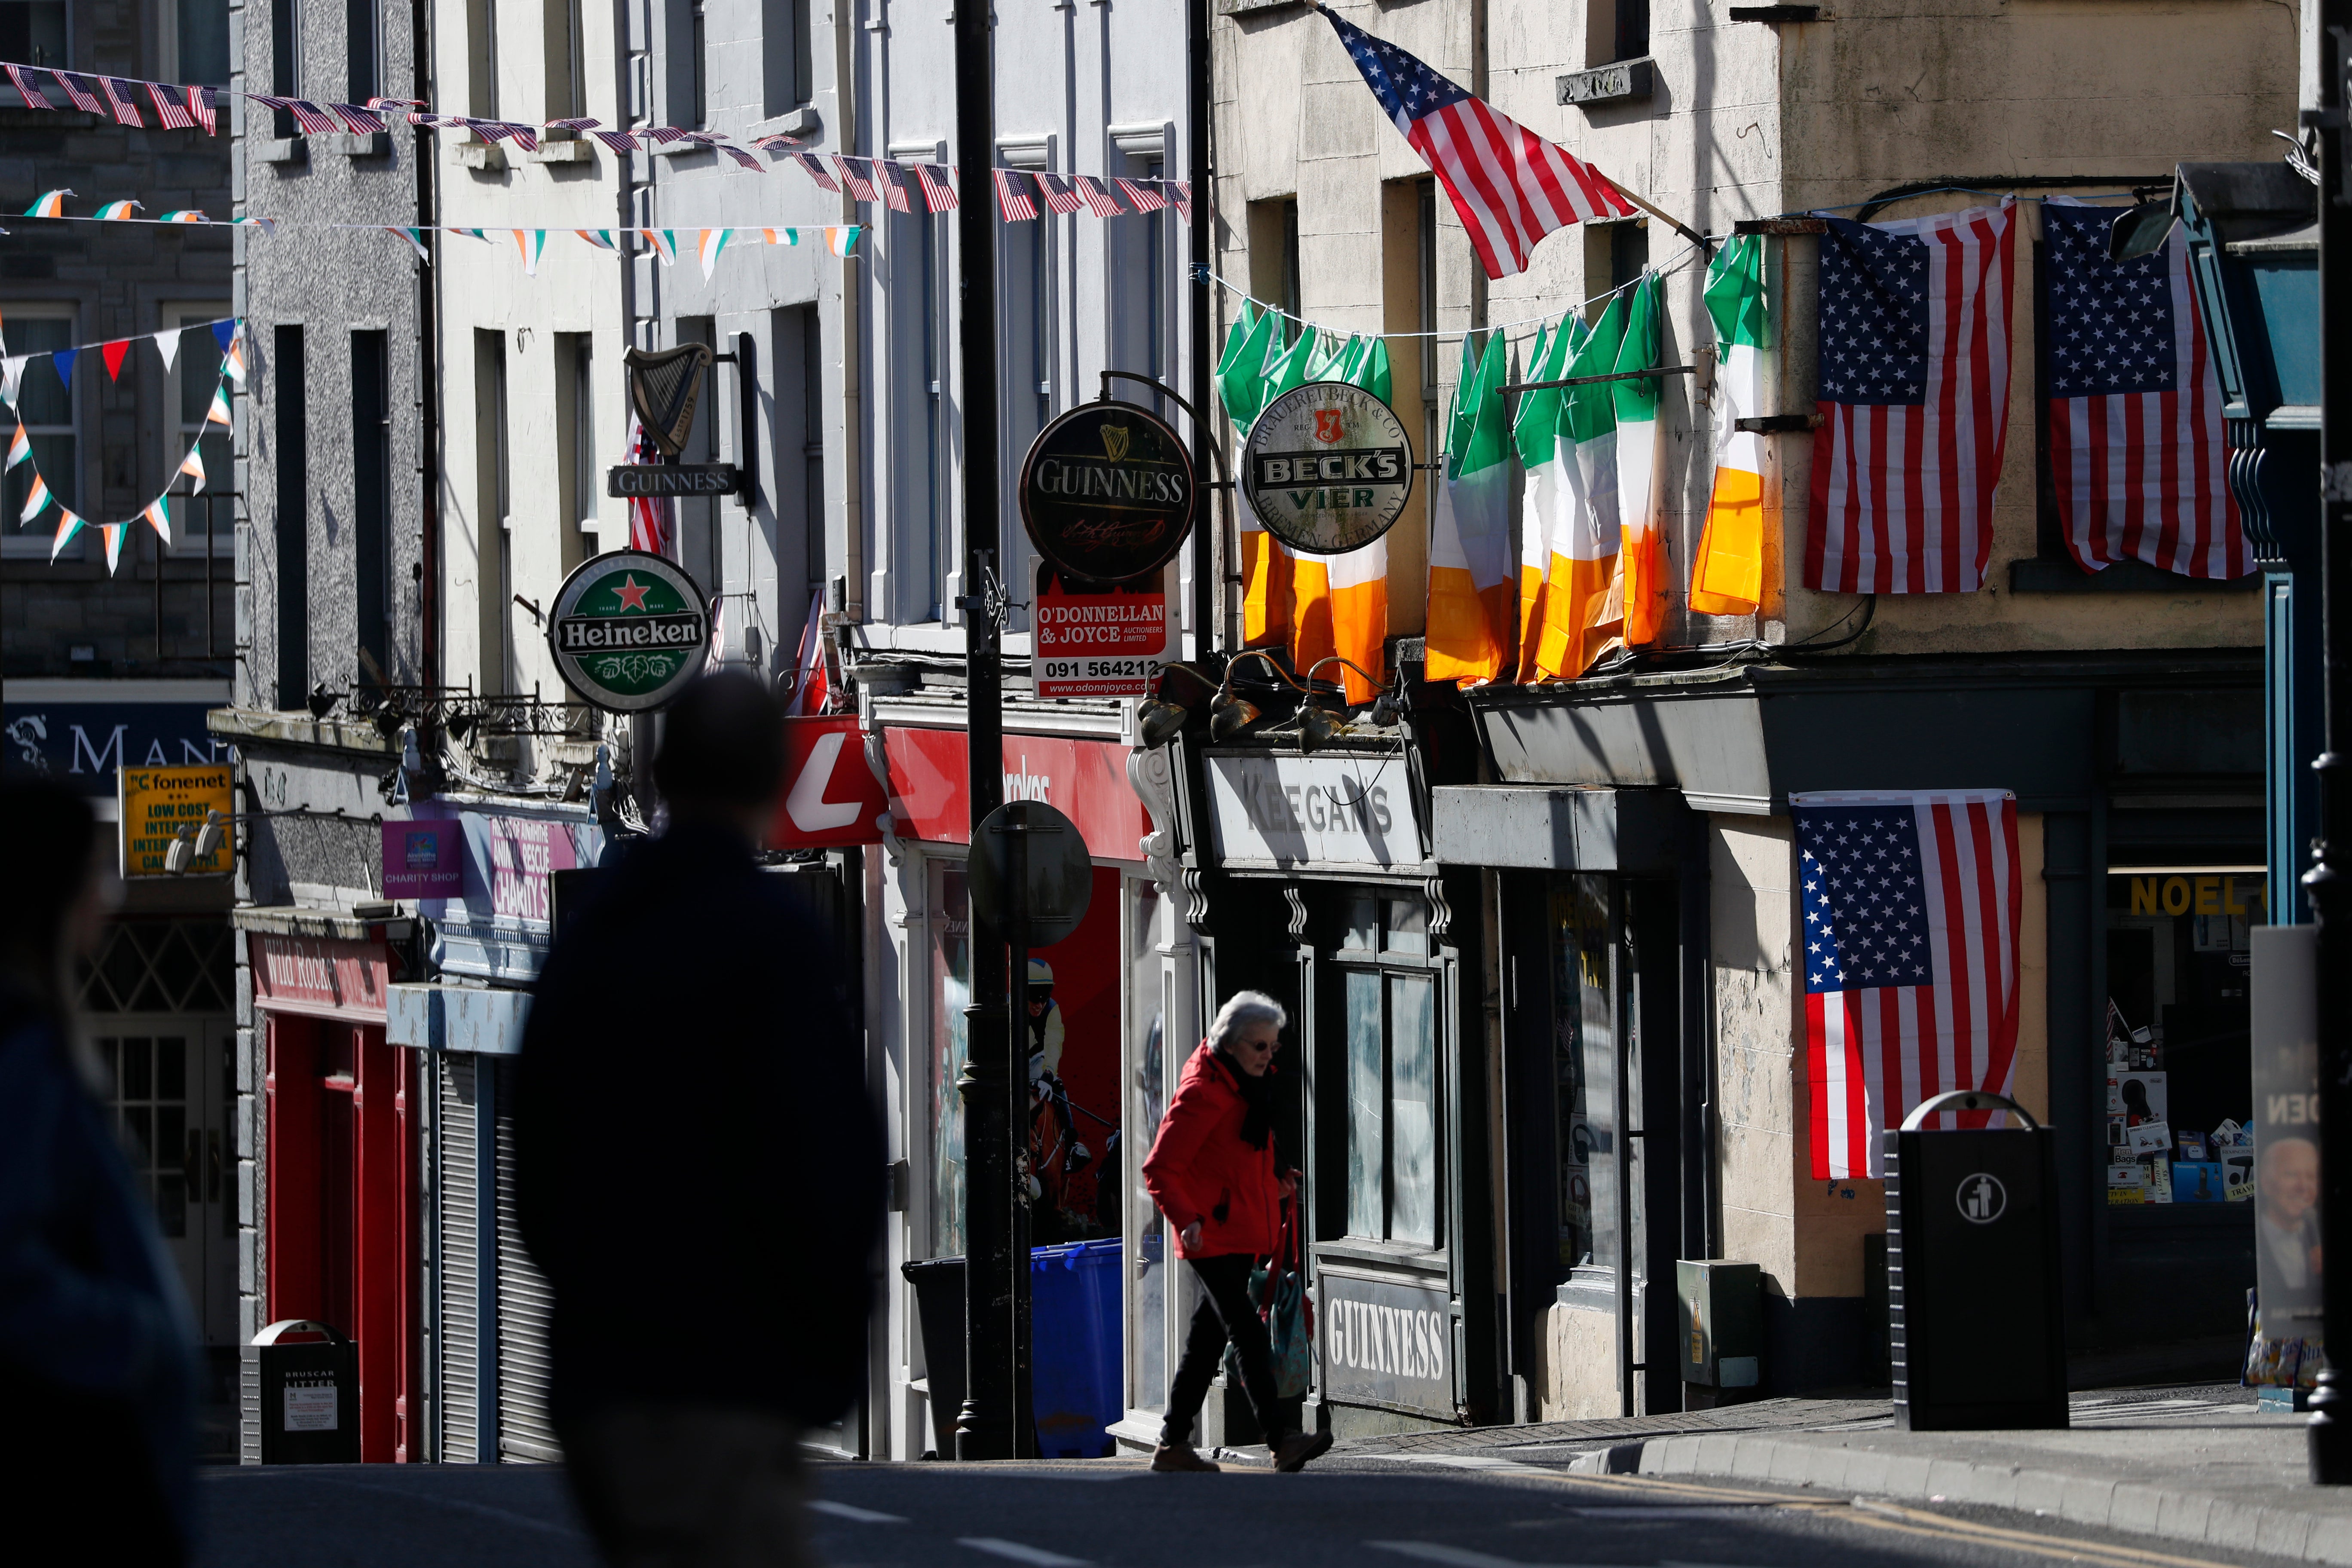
top-left (0, 312), bottom-right (239, 404)
top-left (0, 56), bottom-right (1195, 220)
top-left (2, 322), bottom-right (242, 576)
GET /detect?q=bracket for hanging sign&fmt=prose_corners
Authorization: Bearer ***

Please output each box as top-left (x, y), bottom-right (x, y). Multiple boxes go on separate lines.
top-left (1498, 363), bottom-right (1700, 397)
top-left (1732, 217), bottom-right (1829, 236)
top-left (1735, 414), bottom-right (1824, 434)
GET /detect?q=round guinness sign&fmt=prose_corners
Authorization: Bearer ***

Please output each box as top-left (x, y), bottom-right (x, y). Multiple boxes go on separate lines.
top-left (547, 549), bottom-right (710, 713)
top-left (1242, 381), bottom-right (1414, 555)
top-left (1018, 401), bottom-right (1194, 584)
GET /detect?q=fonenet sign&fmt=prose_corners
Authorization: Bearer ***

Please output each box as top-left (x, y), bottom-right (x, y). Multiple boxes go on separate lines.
top-left (770, 716), bottom-right (891, 849)
top-left (880, 726), bottom-right (1149, 858)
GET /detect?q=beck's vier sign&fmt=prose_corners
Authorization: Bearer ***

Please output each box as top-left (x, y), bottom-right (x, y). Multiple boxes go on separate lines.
top-left (546, 549), bottom-right (709, 713)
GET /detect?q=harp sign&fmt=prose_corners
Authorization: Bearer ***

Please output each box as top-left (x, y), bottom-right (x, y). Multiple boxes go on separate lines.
top-left (627, 342), bottom-right (716, 458)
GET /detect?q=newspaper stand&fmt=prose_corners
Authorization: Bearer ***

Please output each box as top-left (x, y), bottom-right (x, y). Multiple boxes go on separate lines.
top-left (1885, 1090), bottom-right (2068, 1431)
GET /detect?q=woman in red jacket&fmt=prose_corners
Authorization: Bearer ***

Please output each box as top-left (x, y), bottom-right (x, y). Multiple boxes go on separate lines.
top-left (1141, 991), bottom-right (1333, 1473)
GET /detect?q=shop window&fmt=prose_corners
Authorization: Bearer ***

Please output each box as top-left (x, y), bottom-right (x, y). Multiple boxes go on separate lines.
top-left (1547, 876), bottom-right (1611, 1269)
top-left (98, 1034), bottom-right (195, 1237)
top-left (929, 861), bottom-right (971, 1257)
top-left (2105, 866), bottom-right (2263, 1206)
top-left (0, 1), bottom-right (67, 71)
top-left (78, 919), bottom-right (233, 1014)
top-left (1338, 893), bottom-right (1439, 1248)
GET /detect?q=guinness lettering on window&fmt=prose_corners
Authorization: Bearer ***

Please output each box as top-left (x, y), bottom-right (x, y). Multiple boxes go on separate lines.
top-left (1018, 401), bottom-right (1195, 584)
top-left (1241, 381), bottom-right (1413, 556)
top-left (546, 549), bottom-right (710, 713)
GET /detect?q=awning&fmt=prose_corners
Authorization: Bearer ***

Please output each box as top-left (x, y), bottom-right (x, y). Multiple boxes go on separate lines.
top-left (1429, 786), bottom-right (1685, 872)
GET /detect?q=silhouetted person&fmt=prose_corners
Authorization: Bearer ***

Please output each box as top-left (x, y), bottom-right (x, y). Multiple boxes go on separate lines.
top-left (520, 674), bottom-right (883, 1567)
top-left (0, 781), bottom-right (197, 1562)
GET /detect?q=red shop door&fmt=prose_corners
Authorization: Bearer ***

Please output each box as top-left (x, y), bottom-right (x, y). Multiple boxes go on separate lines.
top-left (266, 1015), bottom-right (416, 1462)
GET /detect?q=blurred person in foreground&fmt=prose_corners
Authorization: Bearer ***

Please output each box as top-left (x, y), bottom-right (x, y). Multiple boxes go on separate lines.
top-left (0, 780), bottom-right (198, 1562)
top-left (519, 673), bottom-right (884, 1568)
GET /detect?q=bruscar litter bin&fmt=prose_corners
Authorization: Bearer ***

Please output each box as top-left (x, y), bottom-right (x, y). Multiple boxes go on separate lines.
top-left (1028, 1239), bottom-right (1122, 1458)
top-left (250, 1319), bottom-right (361, 1463)
top-left (1885, 1089), bottom-right (2067, 1431)
top-left (900, 1256), bottom-right (965, 1458)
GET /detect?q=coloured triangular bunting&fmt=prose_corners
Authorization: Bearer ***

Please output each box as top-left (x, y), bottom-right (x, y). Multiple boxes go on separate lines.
top-left (24, 190), bottom-right (71, 217)
top-left (53, 346), bottom-right (75, 391)
top-left (7, 422), bottom-right (28, 469)
top-left (20, 469), bottom-right (50, 522)
top-left (154, 327), bottom-right (179, 373)
top-left (206, 384), bottom-right (232, 426)
top-left (178, 441), bottom-right (207, 493)
top-left (101, 339), bottom-right (130, 380)
top-left (48, 507), bottom-right (80, 559)
top-left (510, 229), bottom-right (548, 274)
top-left (698, 227), bottom-right (731, 279)
top-left (826, 226), bottom-right (861, 256)
top-left (574, 229), bottom-right (618, 251)
top-left (638, 229), bottom-right (677, 265)
top-left (141, 496), bottom-right (171, 543)
top-left (94, 200), bottom-right (140, 220)
top-left (101, 522), bottom-right (125, 573)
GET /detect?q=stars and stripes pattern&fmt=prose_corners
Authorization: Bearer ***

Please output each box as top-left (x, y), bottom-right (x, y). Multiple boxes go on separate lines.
top-left (1321, 6), bottom-right (1629, 280)
top-left (51, 70), bottom-right (103, 113)
top-left (1115, 177), bottom-right (1167, 214)
top-left (626, 420), bottom-right (674, 556)
top-left (1806, 201), bottom-right (2016, 595)
top-left (1797, 790), bottom-right (2022, 1181)
top-left (145, 81), bottom-right (193, 129)
top-left (913, 162), bottom-right (959, 213)
top-left (2040, 196), bottom-right (2247, 581)
top-left (994, 168), bottom-right (1039, 222)
top-left (834, 156), bottom-right (881, 203)
top-left (873, 157), bottom-right (913, 213)
top-left (1033, 170), bottom-right (1086, 216)
top-left (186, 85), bottom-right (216, 135)
top-left (99, 76), bottom-right (144, 126)
top-left (1072, 174), bottom-right (1127, 217)
top-left (1168, 180), bottom-right (1192, 224)
top-left (794, 151), bottom-right (841, 192)
top-left (330, 101), bottom-right (388, 134)
top-left (6, 64), bottom-right (51, 109)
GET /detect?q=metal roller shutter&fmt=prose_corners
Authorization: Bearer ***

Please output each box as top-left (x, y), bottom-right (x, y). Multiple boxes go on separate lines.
top-left (438, 1054), bottom-right (480, 1463)
top-left (493, 1057), bottom-right (560, 1462)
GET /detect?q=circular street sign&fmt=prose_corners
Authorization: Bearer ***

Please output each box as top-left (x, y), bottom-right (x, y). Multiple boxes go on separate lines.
top-left (1018, 401), bottom-right (1194, 584)
top-left (968, 800), bottom-right (1094, 947)
top-left (1241, 380), bottom-right (1414, 556)
top-left (546, 549), bottom-right (710, 713)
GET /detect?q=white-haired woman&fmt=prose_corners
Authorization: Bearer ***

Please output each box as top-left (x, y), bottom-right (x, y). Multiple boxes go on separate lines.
top-left (1141, 991), bottom-right (1332, 1473)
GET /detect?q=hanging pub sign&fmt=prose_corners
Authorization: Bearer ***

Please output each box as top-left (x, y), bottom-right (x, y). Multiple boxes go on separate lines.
top-left (546, 549), bottom-right (710, 713)
top-left (1018, 401), bottom-right (1195, 583)
top-left (1032, 562), bottom-right (1179, 700)
top-left (1241, 381), bottom-right (1413, 555)
top-left (606, 462), bottom-right (742, 498)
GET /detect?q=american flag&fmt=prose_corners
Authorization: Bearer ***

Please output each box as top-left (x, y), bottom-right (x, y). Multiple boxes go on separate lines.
top-left (720, 144), bottom-right (763, 170)
top-left (993, 167), bottom-right (1038, 222)
top-left (7, 64), bottom-right (52, 109)
top-left (1322, 7), bottom-right (1628, 280)
top-left (794, 151), bottom-right (840, 192)
top-left (2041, 198), bottom-right (2247, 580)
top-left (834, 156), bottom-right (881, 204)
top-left (913, 162), bottom-right (959, 213)
top-left (1032, 171), bottom-right (1085, 216)
top-left (1072, 174), bottom-right (1127, 217)
top-left (1168, 179), bottom-right (1192, 224)
top-left (99, 76), bottom-right (143, 126)
top-left (591, 127), bottom-right (640, 154)
top-left (626, 420), bottom-right (674, 556)
top-left (51, 70), bottom-right (103, 113)
top-left (873, 159), bottom-right (914, 213)
top-left (1115, 177), bottom-right (1167, 214)
top-left (1796, 790), bottom-right (2022, 1181)
top-left (146, 82), bottom-right (194, 129)
top-left (330, 102), bottom-right (387, 134)
top-left (1806, 202), bottom-right (2016, 595)
top-left (187, 85), bottom-right (215, 135)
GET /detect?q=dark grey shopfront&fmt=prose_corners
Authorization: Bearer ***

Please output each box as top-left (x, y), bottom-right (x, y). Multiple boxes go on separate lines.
top-left (1466, 651), bottom-right (2266, 1382)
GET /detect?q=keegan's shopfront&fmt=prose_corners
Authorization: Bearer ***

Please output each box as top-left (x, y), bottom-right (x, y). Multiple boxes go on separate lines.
top-left (1149, 726), bottom-right (1502, 1439)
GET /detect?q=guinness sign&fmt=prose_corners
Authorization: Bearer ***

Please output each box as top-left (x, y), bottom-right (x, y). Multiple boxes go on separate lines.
top-left (1241, 381), bottom-right (1413, 555)
top-left (1018, 401), bottom-right (1194, 584)
top-left (546, 549), bottom-right (710, 713)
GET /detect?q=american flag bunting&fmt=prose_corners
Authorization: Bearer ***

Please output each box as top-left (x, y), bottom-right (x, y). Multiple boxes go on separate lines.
top-left (873, 159), bottom-right (913, 213)
top-left (330, 102), bottom-right (387, 134)
top-left (795, 152), bottom-right (841, 192)
top-left (1807, 201), bottom-right (2016, 595)
top-left (1072, 175), bottom-right (1127, 217)
top-left (99, 76), bottom-right (143, 126)
top-left (2040, 196), bottom-right (2247, 580)
top-left (145, 82), bottom-right (193, 129)
top-left (1797, 790), bottom-right (2022, 1181)
top-left (52, 70), bottom-right (103, 113)
top-left (834, 156), bottom-right (880, 204)
top-left (7, 64), bottom-right (52, 110)
top-left (1032, 170), bottom-right (1085, 216)
top-left (1115, 177), bottom-right (1167, 214)
top-left (993, 168), bottom-right (1039, 222)
top-left (187, 85), bottom-right (215, 135)
top-left (913, 162), bottom-right (959, 213)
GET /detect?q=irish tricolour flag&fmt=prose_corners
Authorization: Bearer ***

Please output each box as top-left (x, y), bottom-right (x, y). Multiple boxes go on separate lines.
top-left (1612, 273), bottom-right (1666, 648)
top-left (1691, 236), bottom-right (1767, 616)
top-left (1424, 330), bottom-right (1513, 684)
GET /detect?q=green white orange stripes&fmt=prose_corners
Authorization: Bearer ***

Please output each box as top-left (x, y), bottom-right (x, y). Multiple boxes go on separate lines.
top-left (1691, 234), bottom-right (1767, 616)
top-left (1425, 330), bottom-right (1513, 685)
top-left (140, 497), bottom-right (172, 543)
top-left (1533, 293), bottom-right (1625, 682)
top-left (1288, 339), bottom-right (1394, 702)
top-left (19, 470), bottom-right (49, 522)
top-left (510, 228), bottom-right (550, 274)
top-left (697, 227), bottom-right (732, 278)
top-left (94, 199), bottom-right (141, 220)
top-left (1611, 273), bottom-right (1665, 647)
top-left (7, 421), bottom-right (28, 469)
top-left (23, 189), bottom-right (70, 217)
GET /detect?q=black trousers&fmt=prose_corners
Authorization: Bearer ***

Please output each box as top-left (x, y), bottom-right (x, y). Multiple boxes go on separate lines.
top-left (1161, 1252), bottom-right (1287, 1446)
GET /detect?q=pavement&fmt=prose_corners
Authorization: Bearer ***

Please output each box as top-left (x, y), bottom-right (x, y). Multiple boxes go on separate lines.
top-left (193, 1383), bottom-right (2352, 1568)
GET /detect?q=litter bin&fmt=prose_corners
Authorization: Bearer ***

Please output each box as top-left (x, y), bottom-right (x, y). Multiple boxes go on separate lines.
top-left (1884, 1090), bottom-right (2067, 1432)
top-left (900, 1256), bottom-right (965, 1457)
top-left (250, 1319), bottom-right (360, 1463)
top-left (1029, 1239), bottom-right (1122, 1458)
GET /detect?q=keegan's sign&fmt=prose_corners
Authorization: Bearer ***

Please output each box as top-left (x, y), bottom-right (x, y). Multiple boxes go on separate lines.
top-left (1019, 401), bottom-right (1194, 584)
top-left (118, 763), bottom-right (233, 877)
top-left (1203, 752), bottom-right (1422, 871)
top-left (1318, 1268), bottom-right (1454, 1415)
top-left (547, 550), bottom-right (709, 713)
top-left (1241, 381), bottom-right (1413, 556)
top-left (1033, 563), bottom-right (1179, 699)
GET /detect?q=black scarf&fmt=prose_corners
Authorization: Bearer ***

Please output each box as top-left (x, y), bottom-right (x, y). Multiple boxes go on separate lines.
top-left (1215, 1043), bottom-right (1278, 1151)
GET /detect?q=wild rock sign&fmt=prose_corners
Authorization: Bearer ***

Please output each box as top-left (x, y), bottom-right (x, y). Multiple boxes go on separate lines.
top-left (546, 549), bottom-right (710, 713)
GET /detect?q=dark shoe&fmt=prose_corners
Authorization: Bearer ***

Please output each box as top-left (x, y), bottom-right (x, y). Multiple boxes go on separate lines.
top-left (1151, 1442), bottom-right (1220, 1473)
top-left (1272, 1429), bottom-right (1333, 1472)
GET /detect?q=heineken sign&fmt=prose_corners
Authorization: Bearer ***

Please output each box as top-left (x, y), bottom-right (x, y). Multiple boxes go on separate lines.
top-left (1018, 401), bottom-right (1194, 584)
top-left (1241, 381), bottom-right (1413, 556)
top-left (547, 549), bottom-right (710, 713)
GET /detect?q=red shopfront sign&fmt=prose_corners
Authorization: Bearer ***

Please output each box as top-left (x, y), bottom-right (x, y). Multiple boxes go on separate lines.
top-left (882, 725), bottom-right (1149, 858)
top-left (249, 932), bottom-right (391, 1021)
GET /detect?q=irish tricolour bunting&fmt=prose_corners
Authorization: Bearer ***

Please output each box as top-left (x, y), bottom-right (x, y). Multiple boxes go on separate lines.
top-left (1797, 790), bottom-right (2022, 1180)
